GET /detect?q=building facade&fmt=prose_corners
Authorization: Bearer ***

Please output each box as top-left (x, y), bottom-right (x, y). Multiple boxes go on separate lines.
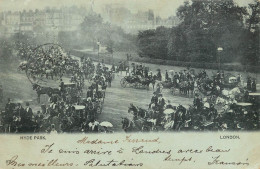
top-left (0, 7), bottom-right (88, 36)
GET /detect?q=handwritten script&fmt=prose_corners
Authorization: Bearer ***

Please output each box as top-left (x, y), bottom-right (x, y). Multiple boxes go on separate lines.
top-left (2, 135), bottom-right (251, 169)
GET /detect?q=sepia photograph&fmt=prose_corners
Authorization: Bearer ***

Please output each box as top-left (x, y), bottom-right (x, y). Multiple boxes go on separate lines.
top-left (0, 0), bottom-right (259, 134)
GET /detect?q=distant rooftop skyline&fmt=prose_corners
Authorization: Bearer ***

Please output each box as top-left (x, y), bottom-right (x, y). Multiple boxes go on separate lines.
top-left (0, 0), bottom-right (255, 19)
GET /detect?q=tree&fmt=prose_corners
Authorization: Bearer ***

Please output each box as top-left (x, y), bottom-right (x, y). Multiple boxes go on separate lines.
top-left (241, 0), bottom-right (260, 66)
top-left (246, 0), bottom-right (260, 32)
top-left (174, 0), bottom-right (247, 63)
top-left (137, 27), bottom-right (170, 59)
top-left (80, 13), bottom-right (103, 48)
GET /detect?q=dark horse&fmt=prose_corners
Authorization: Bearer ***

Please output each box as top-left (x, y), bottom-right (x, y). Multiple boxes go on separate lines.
top-left (32, 83), bottom-right (60, 103)
top-left (121, 118), bottom-right (135, 132)
top-left (121, 117), bottom-right (145, 132)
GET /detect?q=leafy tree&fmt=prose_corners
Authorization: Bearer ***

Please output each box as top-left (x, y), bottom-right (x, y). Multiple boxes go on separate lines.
top-left (137, 27), bottom-right (169, 59)
top-left (175, 0), bottom-right (247, 63)
top-left (241, 0), bottom-right (260, 66)
top-left (80, 13), bottom-right (103, 48)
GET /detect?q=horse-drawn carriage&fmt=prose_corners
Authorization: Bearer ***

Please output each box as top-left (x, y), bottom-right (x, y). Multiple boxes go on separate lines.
top-left (223, 75), bottom-right (239, 89)
top-left (160, 80), bottom-right (173, 89)
top-left (116, 60), bottom-right (129, 72)
top-left (120, 75), bottom-right (152, 89)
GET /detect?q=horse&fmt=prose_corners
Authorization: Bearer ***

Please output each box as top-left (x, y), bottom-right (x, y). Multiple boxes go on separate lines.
top-left (121, 117), bottom-right (146, 132)
top-left (188, 81), bottom-right (195, 96)
top-left (179, 81), bottom-right (189, 95)
top-left (151, 75), bottom-right (157, 90)
top-left (140, 78), bottom-right (153, 90)
top-left (32, 83), bottom-right (60, 103)
top-left (137, 107), bottom-right (147, 118)
top-left (121, 118), bottom-right (135, 132)
top-left (128, 105), bottom-right (147, 119)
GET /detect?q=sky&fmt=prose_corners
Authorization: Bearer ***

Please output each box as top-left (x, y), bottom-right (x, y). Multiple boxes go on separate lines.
top-left (0, 0), bottom-right (255, 18)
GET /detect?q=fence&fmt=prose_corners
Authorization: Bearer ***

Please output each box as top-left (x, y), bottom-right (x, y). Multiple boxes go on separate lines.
top-left (71, 50), bottom-right (260, 73)
top-left (133, 57), bottom-right (260, 73)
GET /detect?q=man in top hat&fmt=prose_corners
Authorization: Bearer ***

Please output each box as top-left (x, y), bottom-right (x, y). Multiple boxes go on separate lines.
top-left (25, 102), bottom-right (33, 121)
top-left (86, 87), bottom-right (94, 100)
top-left (150, 92), bottom-right (158, 106)
top-left (158, 94), bottom-right (166, 112)
top-left (5, 98), bottom-right (12, 113)
top-left (157, 69), bottom-right (162, 81)
top-left (15, 103), bottom-right (25, 123)
top-left (165, 70), bottom-right (169, 81)
top-left (193, 94), bottom-right (201, 110)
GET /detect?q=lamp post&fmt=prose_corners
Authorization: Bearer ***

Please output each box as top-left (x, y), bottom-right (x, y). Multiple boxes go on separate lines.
top-left (217, 47), bottom-right (223, 70)
top-left (97, 41), bottom-right (100, 62)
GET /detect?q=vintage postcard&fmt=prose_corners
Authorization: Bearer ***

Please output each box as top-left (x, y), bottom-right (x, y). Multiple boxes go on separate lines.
top-left (0, 0), bottom-right (259, 168)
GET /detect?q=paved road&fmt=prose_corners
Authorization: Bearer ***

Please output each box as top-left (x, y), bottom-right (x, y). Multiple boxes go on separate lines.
top-left (1, 58), bottom-right (258, 133)
top-left (97, 73), bottom-right (193, 132)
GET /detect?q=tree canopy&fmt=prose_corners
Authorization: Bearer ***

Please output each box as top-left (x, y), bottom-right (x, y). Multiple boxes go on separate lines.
top-left (137, 0), bottom-right (259, 66)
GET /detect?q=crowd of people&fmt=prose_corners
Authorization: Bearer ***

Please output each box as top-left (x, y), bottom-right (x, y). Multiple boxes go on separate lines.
top-left (1, 47), bottom-right (115, 133)
top-left (124, 68), bottom-right (259, 132)
top-left (17, 43), bottom-right (85, 81)
top-left (1, 42), bottom-right (259, 133)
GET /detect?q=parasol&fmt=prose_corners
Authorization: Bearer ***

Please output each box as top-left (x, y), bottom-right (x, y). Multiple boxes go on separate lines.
top-left (12, 99), bottom-right (33, 104)
top-left (222, 90), bottom-right (229, 96)
top-left (249, 93), bottom-right (260, 96)
top-left (163, 108), bottom-right (175, 115)
top-left (100, 121), bottom-right (113, 128)
top-left (202, 121), bottom-right (214, 127)
top-left (74, 105), bottom-right (85, 110)
top-left (236, 102), bottom-right (253, 106)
